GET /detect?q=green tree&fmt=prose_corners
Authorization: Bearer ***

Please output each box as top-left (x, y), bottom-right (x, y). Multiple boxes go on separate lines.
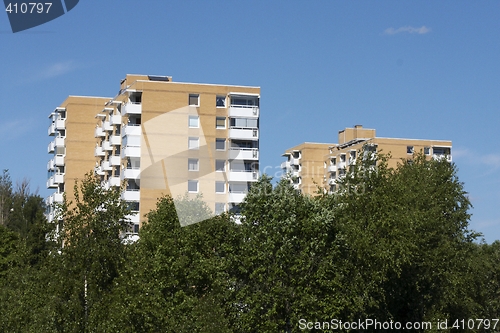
top-left (0, 169), bottom-right (13, 226)
top-left (106, 195), bottom-right (239, 333)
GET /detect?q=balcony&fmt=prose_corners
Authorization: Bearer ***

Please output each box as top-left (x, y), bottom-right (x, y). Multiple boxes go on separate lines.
top-left (228, 148), bottom-right (259, 160)
top-left (48, 123), bottom-right (56, 136)
top-left (280, 161), bottom-right (291, 170)
top-left (290, 170), bottom-right (300, 178)
top-left (328, 178), bottom-right (336, 185)
top-left (328, 165), bottom-right (337, 173)
top-left (54, 136), bottom-right (65, 147)
top-left (125, 213), bottom-right (140, 224)
top-left (95, 146), bottom-right (105, 157)
top-left (121, 146), bottom-right (141, 158)
top-left (54, 155), bottom-right (65, 166)
top-left (110, 135), bottom-right (122, 146)
top-left (338, 161), bottom-right (346, 169)
top-left (228, 192), bottom-right (247, 203)
top-left (103, 121), bottom-right (113, 132)
top-left (47, 141), bottom-right (55, 153)
top-left (122, 102), bottom-right (142, 115)
top-left (102, 141), bottom-right (112, 151)
top-left (47, 159), bottom-right (55, 171)
top-left (94, 166), bottom-right (104, 176)
top-left (121, 168), bottom-right (140, 180)
top-left (122, 124), bottom-right (141, 136)
top-left (432, 154), bottom-right (452, 162)
top-left (228, 128), bottom-right (259, 140)
top-left (228, 106), bottom-right (259, 118)
top-left (121, 190), bottom-right (140, 201)
top-left (95, 127), bottom-right (105, 137)
top-left (108, 176), bottom-right (121, 187)
top-left (289, 157), bottom-right (300, 166)
top-left (55, 119), bottom-right (65, 130)
top-left (47, 174), bottom-right (64, 188)
top-left (101, 161), bottom-right (112, 171)
top-left (110, 114), bottom-right (122, 125)
top-left (49, 192), bottom-right (64, 205)
top-left (228, 171), bottom-right (259, 182)
top-left (109, 155), bottom-right (121, 166)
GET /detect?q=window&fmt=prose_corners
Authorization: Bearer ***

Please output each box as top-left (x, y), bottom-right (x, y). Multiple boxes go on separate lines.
top-left (188, 137), bottom-right (199, 150)
top-left (216, 96), bottom-right (226, 107)
top-left (216, 117), bottom-right (226, 129)
top-left (215, 160), bottom-right (225, 172)
top-left (189, 94), bottom-right (199, 106)
top-left (215, 181), bottom-right (225, 193)
top-left (188, 115), bottom-right (199, 128)
top-left (216, 138), bottom-right (225, 150)
top-left (188, 180), bottom-right (198, 193)
top-left (407, 146), bottom-right (414, 154)
top-left (215, 203), bottom-right (226, 215)
top-left (424, 147), bottom-right (430, 155)
top-left (230, 96), bottom-right (259, 107)
top-left (230, 118), bottom-right (258, 128)
top-left (188, 158), bottom-right (199, 171)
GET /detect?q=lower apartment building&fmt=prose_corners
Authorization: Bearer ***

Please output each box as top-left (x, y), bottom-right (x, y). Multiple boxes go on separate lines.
top-left (46, 74), bottom-right (260, 235)
top-left (282, 125), bottom-right (452, 195)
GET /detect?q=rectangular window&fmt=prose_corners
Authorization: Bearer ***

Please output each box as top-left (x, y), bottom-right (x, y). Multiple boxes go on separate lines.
top-left (188, 137), bottom-right (199, 150)
top-left (216, 138), bottom-right (225, 150)
top-left (230, 118), bottom-right (258, 128)
top-left (215, 203), bottom-right (226, 215)
top-left (188, 180), bottom-right (198, 193)
top-left (188, 115), bottom-right (199, 128)
top-left (215, 160), bottom-right (225, 172)
top-left (216, 95), bottom-right (226, 108)
top-left (216, 117), bottom-right (226, 129)
top-left (230, 96), bottom-right (259, 107)
top-left (215, 181), bottom-right (225, 193)
top-left (188, 158), bottom-right (199, 171)
top-left (407, 146), bottom-right (414, 154)
top-left (424, 147), bottom-right (430, 155)
top-left (189, 94), bottom-right (199, 106)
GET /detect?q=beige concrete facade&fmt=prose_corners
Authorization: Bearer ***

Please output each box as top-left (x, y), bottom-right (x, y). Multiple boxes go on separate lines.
top-left (46, 96), bottom-right (111, 223)
top-left (282, 125), bottom-right (452, 195)
top-left (47, 75), bottom-right (260, 235)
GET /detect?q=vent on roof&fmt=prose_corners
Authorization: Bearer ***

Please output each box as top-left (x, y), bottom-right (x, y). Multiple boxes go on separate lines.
top-left (147, 75), bottom-right (171, 82)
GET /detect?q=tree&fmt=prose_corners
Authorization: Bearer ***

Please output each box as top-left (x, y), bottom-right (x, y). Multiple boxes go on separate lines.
top-left (0, 169), bottom-right (13, 226)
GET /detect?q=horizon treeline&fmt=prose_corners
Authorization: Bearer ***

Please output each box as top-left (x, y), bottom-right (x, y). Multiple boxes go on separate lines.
top-left (0, 153), bottom-right (499, 332)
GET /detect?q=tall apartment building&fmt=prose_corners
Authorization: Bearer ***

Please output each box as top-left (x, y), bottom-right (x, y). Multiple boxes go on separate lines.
top-left (282, 125), bottom-right (452, 195)
top-left (47, 74), bottom-right (260, 234)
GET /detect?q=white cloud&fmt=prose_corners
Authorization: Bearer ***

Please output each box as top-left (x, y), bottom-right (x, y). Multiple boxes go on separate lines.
top-left (384, 26), bottom-right (431, 35)
top-left (35, 60), bottom-right (78, 80)
top-left (0, 119), bottom-right (35, 141)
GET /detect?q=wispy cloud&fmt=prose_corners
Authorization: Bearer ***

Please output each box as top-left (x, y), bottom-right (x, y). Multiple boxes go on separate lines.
top-left (384, 26), bottom-right (431, 35)
top-left (17, 60), bottom-right (80, 84)
top-left (0, 119), bottom-right (35, 141)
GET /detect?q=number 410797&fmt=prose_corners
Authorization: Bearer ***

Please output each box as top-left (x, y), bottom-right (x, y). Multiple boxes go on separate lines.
top-left (5, 3), bottom-right (53, 14)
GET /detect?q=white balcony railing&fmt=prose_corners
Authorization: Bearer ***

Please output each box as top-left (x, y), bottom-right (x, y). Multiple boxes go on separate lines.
top-left (102, 141), bottom-right (112, 151)
top-left (338, 161), bottom-right (346, 170)
top-left (110, 135), bottom-right (122, 146)
top-left (103, 121), bottom-right (112, 132)
top-left (121, 190), bottom-right (140, 201)
top-left (121, 168), bottom-right (140, 180)
top-left (54, 155), bottom-right (65, 166)
top-left (110, 114), bottom-right (122, 125)
top-left (109, 155), bottom-right (121, 166)
top-left (228, 106), bottom-right (259, 118)
top-left (95, 127), bottom-right (105, 137)
top-left (55, 119), bottom-right (65, 130)
top-left (122, 102), bottom-right (142, 115)
top-left (101, 161), bottom-right (111, 171)
top-left (48, 123), bottom-right (56, 136)
top-left (54, 136), bottom-right (65, 147)
top-left (228, 148), bottom-right (259, 160)
top-left (108, 176), bottom-right (121, 187)
top-left (47, 141), bottom-right (55, 153)
top-left (47, 159), bottom-right (55, 171)
top-left (228, 128), bottom-right (259, 140)
top-left (122, 124), bottom-right (141, 136)
top-left (328, 165), bottom-right (337, 173)
top-left (228, 192), bottom-right (247, 203)
top-left (289, 157), bottom-right (300, 166)
top-left (228, 171), bottom-right (259, 182)
top-left (121, 146), bottom-right (141, 158)
top-left (95, 146), bottom-right (105, 157)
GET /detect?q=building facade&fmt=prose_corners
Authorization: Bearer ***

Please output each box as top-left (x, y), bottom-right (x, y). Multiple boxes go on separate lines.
top-left (282, 125), bottom-right (452, 195)
top-left (47, 74), bottom-right (260, 234)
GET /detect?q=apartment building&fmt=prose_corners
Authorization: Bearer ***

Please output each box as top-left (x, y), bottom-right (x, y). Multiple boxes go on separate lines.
top-left (282, 125), bottom-right (452, 195)
top-left (281, 142), bottom-right (334, 195)
top-left (46, 96), bottom-right (111, 223)
top-left (47, 74), bottom-right (260, 234)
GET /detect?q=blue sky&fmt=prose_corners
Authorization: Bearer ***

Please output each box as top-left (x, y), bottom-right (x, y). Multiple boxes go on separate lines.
top-left (1, 1), bottom-right (499, 242)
